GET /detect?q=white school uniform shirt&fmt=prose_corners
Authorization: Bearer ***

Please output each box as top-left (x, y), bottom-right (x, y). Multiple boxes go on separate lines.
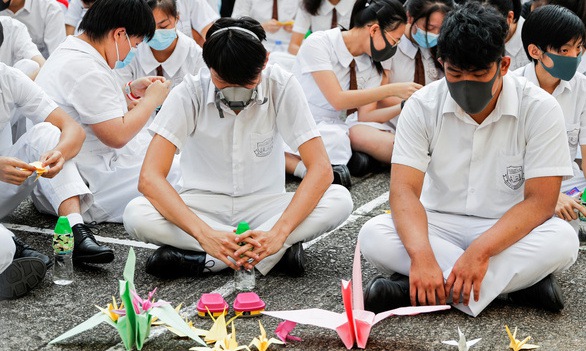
top-left (176, 0), bottom-right (220, 39)
top-left (382, 34), bottom-right (443, 85)
top-left (506, 17), bottom-right (530, 71)
top-left (292, 0), bottom-right (354, 34)
top-left (293, 28), bottom-right (382, 125)
top-left (393, 74), bottom-right (573, 219)
top-left (514, 64), bottom-right (586, 180)
top-left (0, 17), bottom-right (42, 66)
top-left (0, 63), bottom-right (57, 153)
top-left (232, 0), bottom-right (299, 51)
top-left (0, 0), bottom-right (66, 58)
top-left (149, 65), bottom-right (320, 196)
top-left (115, 31), bottom-right (205, 89)
top-left (64, 0), bottom-right (86, 35)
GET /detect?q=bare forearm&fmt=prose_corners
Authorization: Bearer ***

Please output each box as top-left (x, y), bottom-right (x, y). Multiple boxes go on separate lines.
top-left (390, 186), bottom-right (433, 258)
top-left (359, 104), bottom-right (401, 123)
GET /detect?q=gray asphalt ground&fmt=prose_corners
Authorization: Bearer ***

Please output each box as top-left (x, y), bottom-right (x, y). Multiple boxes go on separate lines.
top-left (1, 171), bottom-right (586, 351)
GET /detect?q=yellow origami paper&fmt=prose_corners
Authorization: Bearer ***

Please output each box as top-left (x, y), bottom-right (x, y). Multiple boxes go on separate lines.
top-left (95, 296), bottom-right (124, 323)
top-left (29, 161), bottom-right (47, 181)
top-left (191, 323), bottom-right (249, 351)
top-left (249, 321), bottom-right (284, 351)
top-left (505, 326), bottom-right (540, 351)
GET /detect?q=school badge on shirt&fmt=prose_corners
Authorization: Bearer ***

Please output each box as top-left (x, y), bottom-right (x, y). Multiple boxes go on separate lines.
top-left (254, 137), bottom-right (273, 157)
top-left (503, 166), bottom-right (525, 190)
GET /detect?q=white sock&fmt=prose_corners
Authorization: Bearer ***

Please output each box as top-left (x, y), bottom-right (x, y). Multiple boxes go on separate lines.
top-left (293, 161), bottom-right (307, 179)
top-left (204, 255), bottom-right (229, 272)
top-left (66, 213), bottom-right (84, 227)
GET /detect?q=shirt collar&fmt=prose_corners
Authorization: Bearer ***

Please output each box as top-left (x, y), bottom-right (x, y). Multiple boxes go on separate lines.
top-left (443, 73), bottom-right (519, 122)
top-left (321, 0), bottom-right (354, 16)
top-left (328, 28), bottom-right (372, 72)
top-left (522, 62), bottom-right (573, 96)
top-left (61, 36), bottom-right (112, 70)
top-left (137, 31), bottom-right (191, 77)
top-left (505, 17), bottom-right (524, 57)
top-left (398, 34), bottom-right (417, 59)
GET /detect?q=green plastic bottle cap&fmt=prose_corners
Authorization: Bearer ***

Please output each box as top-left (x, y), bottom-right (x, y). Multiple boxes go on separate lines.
top-left (581, 188), bottom-right (586, 202)
top-left (235, 222), bottom-right (250, 235)
top-left (54, 216), bottom-right (72, 234)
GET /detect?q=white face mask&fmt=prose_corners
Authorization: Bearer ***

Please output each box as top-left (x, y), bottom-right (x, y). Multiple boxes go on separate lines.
top-left (214, 86), bottom-right (258, 117)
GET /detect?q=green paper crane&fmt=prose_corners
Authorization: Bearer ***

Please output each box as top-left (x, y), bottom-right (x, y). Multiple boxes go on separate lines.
top-left (49, 248), bottom-right (206, 350)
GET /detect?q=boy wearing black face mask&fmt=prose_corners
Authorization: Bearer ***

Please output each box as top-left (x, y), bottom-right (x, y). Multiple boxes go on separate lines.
top-left (123, 17), bottom-right (353, 280)
top-left (358, 2), bottom-right (578, 317)
top-left (514, 5), bottom-right (586, 228)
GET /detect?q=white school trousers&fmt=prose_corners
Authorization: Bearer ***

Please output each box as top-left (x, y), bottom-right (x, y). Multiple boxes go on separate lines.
top-left (358, 211), bottom-right (579, 317)
top-left (123, 184), bottom-right (353, 275)
top-left (0, 225), bottom-right (16, 274)
top-left (0, 122), bottom-right (92, 220)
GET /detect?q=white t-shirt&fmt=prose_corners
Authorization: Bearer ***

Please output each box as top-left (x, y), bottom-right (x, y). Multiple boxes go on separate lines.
top-left (176, 0), bottom-right (220, 39)
top-left (0, 63), bottom-right (57, 153)
top-left (0, 0), bottom-right (66, 58)
top-left (64, 0), bottom-right (86, 35)
top-left (293, 28), bottom-right (382, 124)
top-left (506, 17), bottom-right (530, 72)
top-left (232, 0), bottom-right (299, 50)
top-left (35, 36), bottom-right (127, 157)
top-left (292, 0), bottom-right (354, 34)
top-left (0, 16), bottom-right (42, 66)
top-left (115, 31), bottom-right (205, 89)
top-left (149, 65), bottom-right (319, 196)
top-left (393, 74), bottom-right (573, 218)
top-left (382, 34), bottom-right (443, 85)
top-left (514, 64), bottom-right (586, 178)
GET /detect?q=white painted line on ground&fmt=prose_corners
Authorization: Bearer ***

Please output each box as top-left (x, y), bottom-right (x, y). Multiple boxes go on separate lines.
top-left (104, 191), bottom-right (390, 351)
top-left (1, 223), bottom-right (160, 250)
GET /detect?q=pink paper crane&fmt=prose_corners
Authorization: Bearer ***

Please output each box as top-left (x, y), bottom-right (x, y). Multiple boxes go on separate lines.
top-left (263, 244), bottom-right (450, 349)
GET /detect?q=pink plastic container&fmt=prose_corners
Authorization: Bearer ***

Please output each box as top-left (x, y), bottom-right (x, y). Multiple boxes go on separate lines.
top-left (196, 293), bottom-right (229, 318)
top-left (233, 292), bottom-right (266, 317)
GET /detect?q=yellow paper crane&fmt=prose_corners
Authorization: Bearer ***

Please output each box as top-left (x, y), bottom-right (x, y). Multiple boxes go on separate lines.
top-left (505, 325), bottom-right (540, 351)
top-left (191, 322), bottom-right (250, 351)
top-left (249, 321), bottom-right (284, 351)
top-left (95, 296), bottom-right (123, 323)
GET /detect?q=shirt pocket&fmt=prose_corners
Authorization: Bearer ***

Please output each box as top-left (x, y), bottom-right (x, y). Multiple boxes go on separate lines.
top-left (250, 129), bottom-right (275, 162)
top-left (495, 152), bottom-right (525, 206)
top-left (566, 123), bottom-right (579, 149)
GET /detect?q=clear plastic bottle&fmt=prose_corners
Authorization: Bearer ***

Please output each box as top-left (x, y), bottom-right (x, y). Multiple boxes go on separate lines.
top-left (272, 40), bottom-right (286, 53)
top-left (234, 221), bottom-right (255, 291)
top-left (52, 216), bottom-right (74, 285)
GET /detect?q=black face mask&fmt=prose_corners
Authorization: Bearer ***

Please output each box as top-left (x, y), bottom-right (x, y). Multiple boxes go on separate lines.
top-left (370, 27), bottom-right (397, 62)
top-left (0, 0), bottom-right (11, 12)
top-left (0, 21), bottom-right (4, 49)
top-left (445, 64), bottom-right (500, 115)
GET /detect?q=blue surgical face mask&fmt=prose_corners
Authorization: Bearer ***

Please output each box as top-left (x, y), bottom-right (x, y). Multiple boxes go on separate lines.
top-left (114, 33), bottom-right (137, 69)
top-left (412, 25), bottom-right (439, 49)
top-left (146, 28), bottom-right (177, 51)
top-left (539, 48), bottom-right (582, 81)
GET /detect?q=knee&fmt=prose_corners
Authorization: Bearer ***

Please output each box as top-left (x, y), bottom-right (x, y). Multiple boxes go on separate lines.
top-left (31, 122), bottom-right (61, 141)
top-left (326, 184), bottom-right (353, 218)
top-left (122, 197), bottom-right (152, 240)
top-left (358, 215), bottom-right (390, 259)
top-left (0, 232), bottom-right (16, 273)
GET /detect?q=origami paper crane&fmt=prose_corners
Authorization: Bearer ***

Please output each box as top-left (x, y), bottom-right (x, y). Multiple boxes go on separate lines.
top-left (274, 321), bottom-right (302, 343)
top-left (49, 248), bottom-right (206, 350)
top-left (29, 161), bottom-right (47, 181)
top-left (263, 244), bottom-right (450, 349)
top-left (249, 321), bottom-right (284, 351)
top-left (442, 327), bottom-right (481, 351)
top-left (190, 322), bottom-right (250, 351)
top-left (505, 325), bottom-right (540, 351)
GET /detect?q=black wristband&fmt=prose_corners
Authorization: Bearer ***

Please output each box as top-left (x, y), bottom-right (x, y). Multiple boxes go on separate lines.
top-left (400, 99), bottom-right (406, 110)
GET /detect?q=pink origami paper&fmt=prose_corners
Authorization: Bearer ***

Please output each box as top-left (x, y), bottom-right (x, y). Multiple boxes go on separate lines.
top-left (263, 244), bottom-right (450, 349)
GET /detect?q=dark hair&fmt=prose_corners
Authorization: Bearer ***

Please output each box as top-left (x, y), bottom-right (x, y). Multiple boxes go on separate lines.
top-left (146, 0), bottom-right (178, 18)
top-left (203, 17), bottom-right (267, 86)
top-left (79, 0), bottom-right (155, 41)
top-left (522, 5), bottom-right (586, 63)
top-left (0, 20), bottom-right (4, 49)
top-left (473, 0), bottom-right (522, 22)
top-left (302, 0), bottom-right (323, 16)
top-left (350, 0), bottom-right (407, 73)
top-left (437, 2), bottom-right (508, 70)
top-left (81, 0), bottom-right (96, 7)
top-left (406, 0), bottom-right (454, 71)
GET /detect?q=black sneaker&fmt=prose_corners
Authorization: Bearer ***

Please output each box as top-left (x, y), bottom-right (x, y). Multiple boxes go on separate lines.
top-left (0, 257), bottom-right (46, 301)
top-left (275, 242), bottom-right (307, 277)
top-left (332, 164), bottom-right (351, 188)
top-left (12, 237), bottom-right (52, 269)
top-left (347, 151), bottom-right (374, 177)
top-left (145, 245), bottom-right (210, 279)
top-left (508, 274), bottom-right (565, 312)
top-left (72, 223), bottom-right (114, 264)
top-left (364, 274), bottom-right (411, 314)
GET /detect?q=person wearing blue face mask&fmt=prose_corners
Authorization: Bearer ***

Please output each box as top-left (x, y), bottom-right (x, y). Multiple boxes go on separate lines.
top-left (288, 0), bottom-right (422, 187)
top-left (359, 2), bottom-right (578, 317)
top-left (33, 0), bottom-right (181, 229)
top-left (514, 5), bottom-right (586, 231)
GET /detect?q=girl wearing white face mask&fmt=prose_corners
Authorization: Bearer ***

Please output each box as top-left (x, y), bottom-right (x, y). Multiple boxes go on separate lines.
top-left (116, 0), bottom-right (205, 91)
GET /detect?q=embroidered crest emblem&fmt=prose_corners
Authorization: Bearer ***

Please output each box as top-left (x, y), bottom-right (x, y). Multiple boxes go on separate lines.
top-left (254, 137), bottom-right (273, 157)
top-left (503, 166), bottom-right (524, 190)
top-left (568, 129), bottom-right (579, 148)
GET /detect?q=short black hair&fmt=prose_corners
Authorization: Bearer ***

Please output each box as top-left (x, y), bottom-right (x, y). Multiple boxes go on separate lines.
top-left (438, 2), bottom-right (508, 70)
top-left (78, 0), bottom-right (155, 42)
top-left (146, 0), bottom-right (178, 18)
top-left (472, 0), bottom-right (522, 22)
top-left (522, 5), bottom-right (586, 63)
top-left (203, 17), bottom-right (267, 86)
